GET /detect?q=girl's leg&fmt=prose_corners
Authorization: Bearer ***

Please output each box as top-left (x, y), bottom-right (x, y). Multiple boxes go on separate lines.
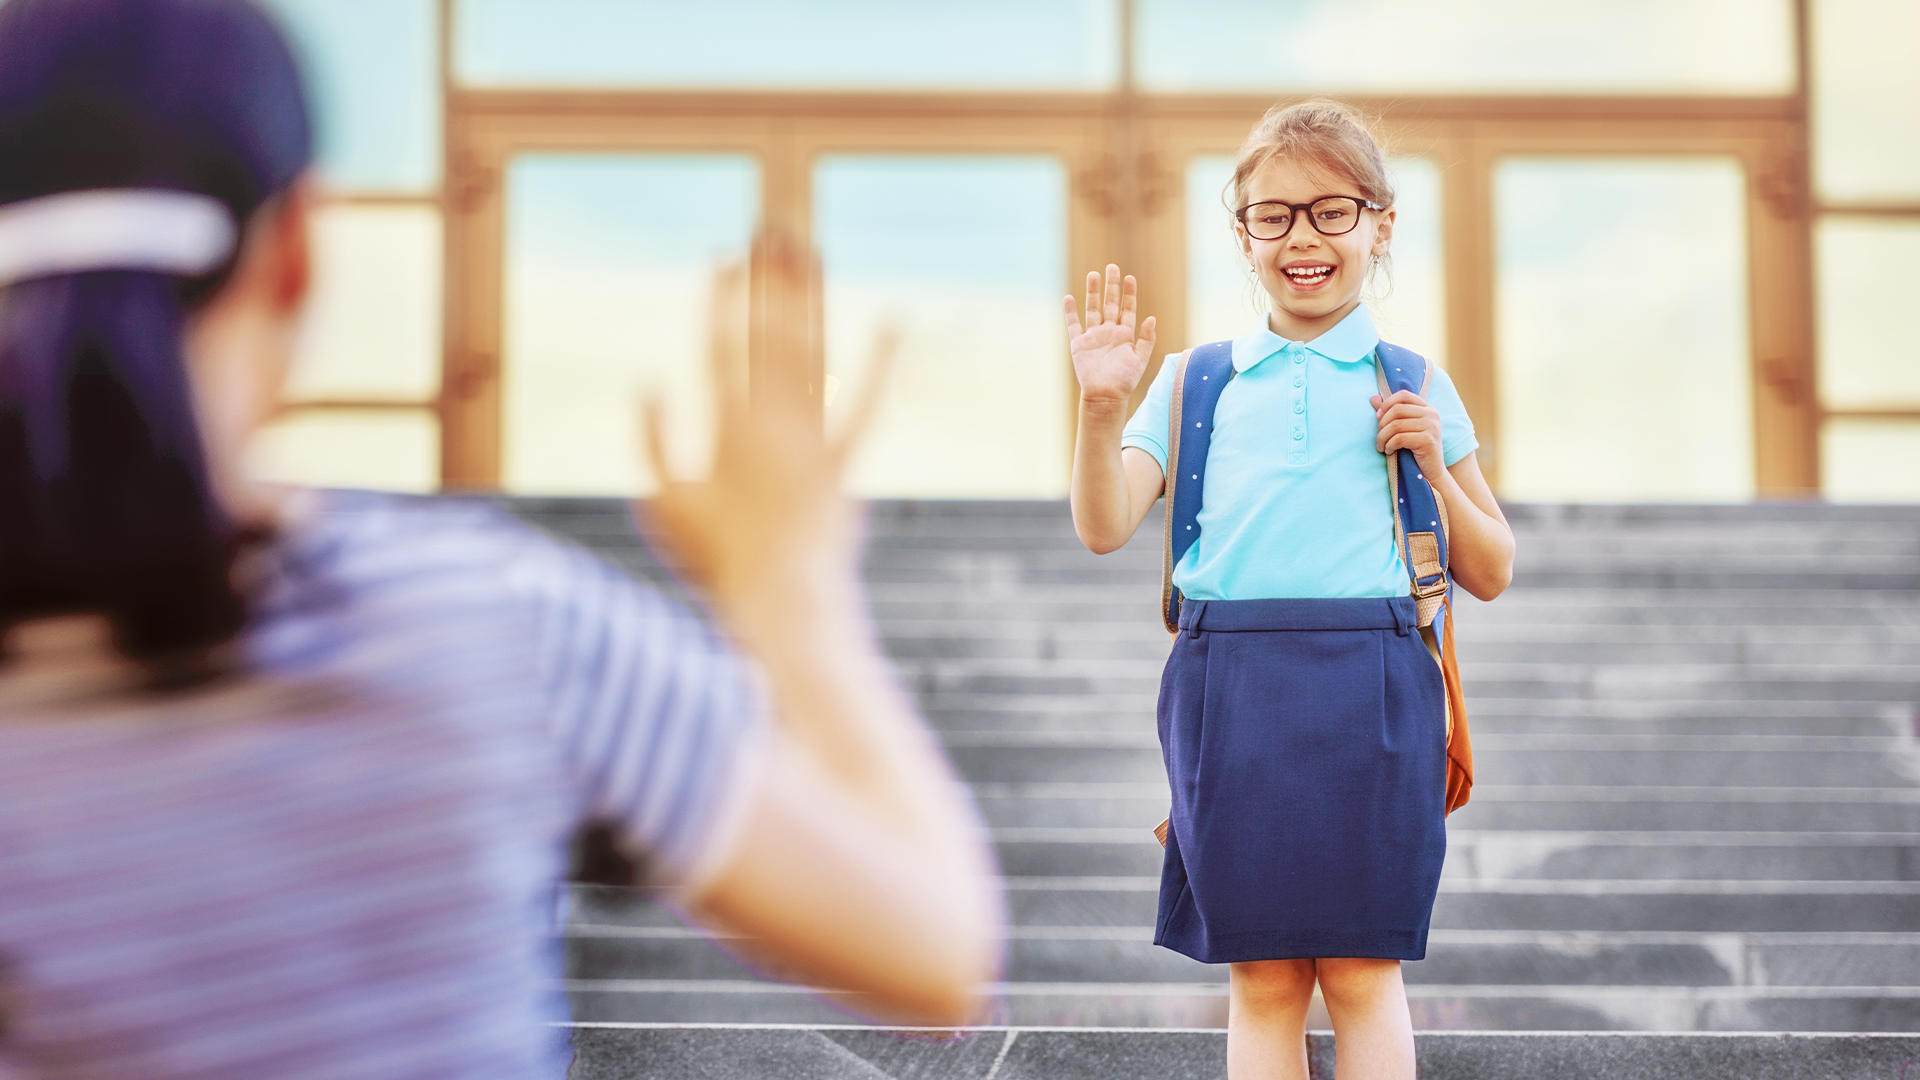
top-left (1227, 959), bottom-right (1316, 1080)
top-left (1314, 958), bottom-right (1416, 1080)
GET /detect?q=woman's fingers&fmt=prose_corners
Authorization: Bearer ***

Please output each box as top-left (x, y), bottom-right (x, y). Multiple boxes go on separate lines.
top-left (640, 396), bottom-right (676, 489)
top-left (709, 260), bottom-right (751, 420)
top-left (829, 325), bottom-right (901, 469)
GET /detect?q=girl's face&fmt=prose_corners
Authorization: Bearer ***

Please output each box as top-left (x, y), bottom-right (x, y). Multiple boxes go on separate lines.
top-left (1234, 155), bottom-right (1393, 342)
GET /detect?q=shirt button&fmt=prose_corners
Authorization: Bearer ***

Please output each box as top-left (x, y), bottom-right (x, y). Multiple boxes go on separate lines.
top-left (1293, 401), bottom-right (1305, 414)
top-left (1294, 376), bottom-right (1304, 387)
top-left (1293, 354), bottom-right (1305, 364)
top-left (1292, 429), bottom-right (1304, 441)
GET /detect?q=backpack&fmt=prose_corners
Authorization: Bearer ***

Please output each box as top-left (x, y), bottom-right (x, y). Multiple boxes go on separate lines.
top-left (1155, 339), bottom-right (1475, 817)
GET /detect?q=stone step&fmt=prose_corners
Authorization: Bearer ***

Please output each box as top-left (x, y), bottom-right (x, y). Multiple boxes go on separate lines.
top-left (982, 831), bottom-right (1920, 882)
top-left (980, 879), bottom-right (1920, 932)
top-left (883, 628), bottom-right (1920, 668)
top-left (565, 1026), bottom-right (1920, 1079)
top-left (563, 921), bottom-right (1920, 991)
top-left (972, 784), bottom-right (1920, 832)
top-left (941, 743), bottom-right (1920, 789)
top-left (891, 658), bottom-right (1920, 705)
top-left (927, 698), bottom-right (1918, 738)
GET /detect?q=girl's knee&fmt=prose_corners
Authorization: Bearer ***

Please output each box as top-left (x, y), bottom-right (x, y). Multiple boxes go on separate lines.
top-left (1313, 957), bottom-right (1403, 1005)
top-left (1231, 958), bottom-right (1317, 1010)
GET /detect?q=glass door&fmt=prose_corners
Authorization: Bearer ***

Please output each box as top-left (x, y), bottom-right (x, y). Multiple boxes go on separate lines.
top-left (815, 154), bottom-right (1070, 497)
top-left (500, 153), bottom-right (759, 494)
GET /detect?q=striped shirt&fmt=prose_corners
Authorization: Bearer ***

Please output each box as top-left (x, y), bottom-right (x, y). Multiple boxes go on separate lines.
top-left (0, 490), bottom-right (768, 1079)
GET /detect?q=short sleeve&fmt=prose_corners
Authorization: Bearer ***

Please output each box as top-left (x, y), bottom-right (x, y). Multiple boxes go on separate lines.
top-left (1426, 365), bottom-right (1479, 467)
top-left (1119, 354), bottom-right (1181, 470)
top-left (504, 540), bottom-right (769, 891)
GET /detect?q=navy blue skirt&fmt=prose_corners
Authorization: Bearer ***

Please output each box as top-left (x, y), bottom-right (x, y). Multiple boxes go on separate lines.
top-left (1154, 597), bottom-right (1448, 964)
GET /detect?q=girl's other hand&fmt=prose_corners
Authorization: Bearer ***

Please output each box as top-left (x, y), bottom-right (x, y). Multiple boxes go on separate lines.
top-left (1064, 263), bottom-right (1157, 406)
top-left (1371, 389), bottom-right (1445, 481)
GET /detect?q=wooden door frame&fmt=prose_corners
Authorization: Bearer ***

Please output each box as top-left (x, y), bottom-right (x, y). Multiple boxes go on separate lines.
top-left (442, 89), bottom-right (1816, 495)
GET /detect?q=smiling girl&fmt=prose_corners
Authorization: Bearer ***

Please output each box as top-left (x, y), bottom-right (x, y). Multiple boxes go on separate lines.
top-left (1064, 101), bottom-right (1515, 1080)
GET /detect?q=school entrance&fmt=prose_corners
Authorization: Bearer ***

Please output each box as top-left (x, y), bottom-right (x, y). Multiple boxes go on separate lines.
top-left (266, 1), bottom-right (1918, 503)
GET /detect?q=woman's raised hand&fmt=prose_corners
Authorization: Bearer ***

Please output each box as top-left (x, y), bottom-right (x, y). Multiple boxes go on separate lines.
top-left (642, 231), bottom-right (894, 626)
top-left (1064, 264), bottom-right (1157, 406)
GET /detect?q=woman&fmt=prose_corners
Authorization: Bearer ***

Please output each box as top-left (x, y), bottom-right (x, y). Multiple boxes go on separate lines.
top-left (0, 1), bottom-right (1001, 1076)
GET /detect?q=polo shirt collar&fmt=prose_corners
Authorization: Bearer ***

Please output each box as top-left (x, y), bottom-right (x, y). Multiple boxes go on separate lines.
top-left (1229, 303), bottom-right (1381, 373)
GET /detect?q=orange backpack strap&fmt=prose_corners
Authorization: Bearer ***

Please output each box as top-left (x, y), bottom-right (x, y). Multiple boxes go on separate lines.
top-left (1375, 340), bottom-right (1474, 815)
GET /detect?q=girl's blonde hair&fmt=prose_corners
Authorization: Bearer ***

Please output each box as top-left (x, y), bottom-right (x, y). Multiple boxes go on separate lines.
top-left (1225, 99), bottom-right (1394, 213)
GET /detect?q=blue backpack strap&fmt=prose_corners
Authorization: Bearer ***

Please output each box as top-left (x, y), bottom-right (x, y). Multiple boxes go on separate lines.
top-left (1374, 341), bottom-right (1451, 633)
top-left (1159, 341), bottom-right (1236, 633)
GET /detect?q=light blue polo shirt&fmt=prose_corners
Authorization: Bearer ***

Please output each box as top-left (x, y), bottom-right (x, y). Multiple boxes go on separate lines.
top-left (1121, 305), bottom-right (1477, 601)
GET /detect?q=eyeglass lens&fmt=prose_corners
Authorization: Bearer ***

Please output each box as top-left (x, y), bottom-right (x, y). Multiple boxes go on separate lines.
top-left (1241, 197), bottom-right (1365, 240)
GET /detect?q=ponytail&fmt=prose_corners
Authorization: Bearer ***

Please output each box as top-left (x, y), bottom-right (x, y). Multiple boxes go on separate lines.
top-left (0, 271), bottom-right (245, 663)
top-left (0, 0), bottom-right (312, 667)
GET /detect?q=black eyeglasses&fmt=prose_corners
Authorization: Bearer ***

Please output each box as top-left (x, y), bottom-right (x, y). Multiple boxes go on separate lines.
top-left (1236, 196), bottom-right (1385, 240)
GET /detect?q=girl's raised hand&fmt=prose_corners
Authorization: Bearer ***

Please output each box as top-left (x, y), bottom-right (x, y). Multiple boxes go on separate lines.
top-left (1064, 264), bottom-right (1157, 406)
top-left (1371, 390), bottom-right (1445, 480)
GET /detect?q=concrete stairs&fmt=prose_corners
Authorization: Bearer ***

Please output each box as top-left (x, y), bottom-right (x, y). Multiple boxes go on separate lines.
top-left (506, 498), bottom-right (1920, 1040)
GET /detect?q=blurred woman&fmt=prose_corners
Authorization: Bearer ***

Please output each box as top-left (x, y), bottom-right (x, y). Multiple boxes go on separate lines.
top-left (0, 1), bottom-right (1001, 1076)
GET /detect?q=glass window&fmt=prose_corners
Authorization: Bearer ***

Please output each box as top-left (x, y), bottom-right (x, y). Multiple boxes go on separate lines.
top-left (1137, 0), bottom-right (1794, 95)
top-left (1494, 157), bottom-right (1752, 502)
top-left (285, 204), bottom-right (442, 403)
top-left (501, 154), bottom-right (758, 495)
top-left (1811, 0), bottom-right (1920, 203)
top-left (1186, 154), bottom-right (1444, 363)
top-left (455, 0), bottom-right (1118, 90)
top-left (815, 155), bottom-right (1069, 498)
top-left (261, 0), bottom-right (439, 193)
top-left (248, 408), bottom-right (440, 492)
top-left (1816, 216), bottom-right (1920, 409)
top-left (1822, 420), bottom-right (1920, 501)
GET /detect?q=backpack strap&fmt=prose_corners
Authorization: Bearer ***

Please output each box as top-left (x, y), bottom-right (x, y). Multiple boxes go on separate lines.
top-left (1160, 341), bottom-right (1236, 634)
top-left (1374, 341), bottom-right (1451, 630)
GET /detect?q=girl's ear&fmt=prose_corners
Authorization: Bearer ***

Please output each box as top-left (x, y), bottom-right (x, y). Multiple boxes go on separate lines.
top-left (1371, 205), bottom-right (1396, 257)
top-left (1233, 217), bottom-right (1255, 261)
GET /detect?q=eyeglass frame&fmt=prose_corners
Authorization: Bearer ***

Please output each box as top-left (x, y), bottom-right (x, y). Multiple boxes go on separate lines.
top-left (1234, 196), bottom-right (1387, 240)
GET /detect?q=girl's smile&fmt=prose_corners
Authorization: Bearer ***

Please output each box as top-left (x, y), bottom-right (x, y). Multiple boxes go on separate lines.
top-left (1235, 156), bottom-right (1393, 341)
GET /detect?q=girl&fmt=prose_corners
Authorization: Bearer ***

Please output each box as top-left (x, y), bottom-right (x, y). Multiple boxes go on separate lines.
top-left (1064, 101), bottom-right (1514, 1080)
top-left (0, 1), bottom-right (998, 1076)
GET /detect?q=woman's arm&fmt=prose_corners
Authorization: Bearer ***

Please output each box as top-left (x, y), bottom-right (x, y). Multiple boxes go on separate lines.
top-left (1372, 391), bottom-right (1515, 601)
top-left (643, 237), bottom-right (1000, 1026)
top-left (1066, 265), bottom-right (1163, 554)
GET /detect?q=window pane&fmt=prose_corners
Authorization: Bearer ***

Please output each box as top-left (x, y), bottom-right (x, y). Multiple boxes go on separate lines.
top-left (1495, 158), bottom-right (1752, 502)
top-left (248, 408), bottom-right (439, 492)
top-left (1812, 0), bottom-right (1920, 202)
top-left (815, 155), bottom-right (1068, 498)
top-left (1817, 216), bottom-right (1920, 408)
top-left (1822, 420), bottom-right (1920, 501)
top-left (261, 0), bottom-right (439, 192)
top-left (286, 205), bottom-right (441, 402)
top-left (1186, 155), bottom-right (1445, 363)
top-left (456, 0), bottom-right (1118, 90)
top-left (502, 154), bottom-right (758, 495)
top-left (1138, 0), bottom-right (1794, 95)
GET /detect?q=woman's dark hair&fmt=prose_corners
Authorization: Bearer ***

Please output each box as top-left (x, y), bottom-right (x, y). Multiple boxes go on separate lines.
top-left (0, 0), bottom-right (311, 664)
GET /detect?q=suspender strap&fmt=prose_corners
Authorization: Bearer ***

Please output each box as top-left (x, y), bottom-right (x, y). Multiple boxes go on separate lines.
top-left (1374, 341), bottom-right (1451, 630)
top-left (1160, 341), bottom-right (1236, 634)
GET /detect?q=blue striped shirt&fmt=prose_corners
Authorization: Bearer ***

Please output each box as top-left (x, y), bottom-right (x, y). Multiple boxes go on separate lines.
top-left (0, 490), bottom-right (768, 1079)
